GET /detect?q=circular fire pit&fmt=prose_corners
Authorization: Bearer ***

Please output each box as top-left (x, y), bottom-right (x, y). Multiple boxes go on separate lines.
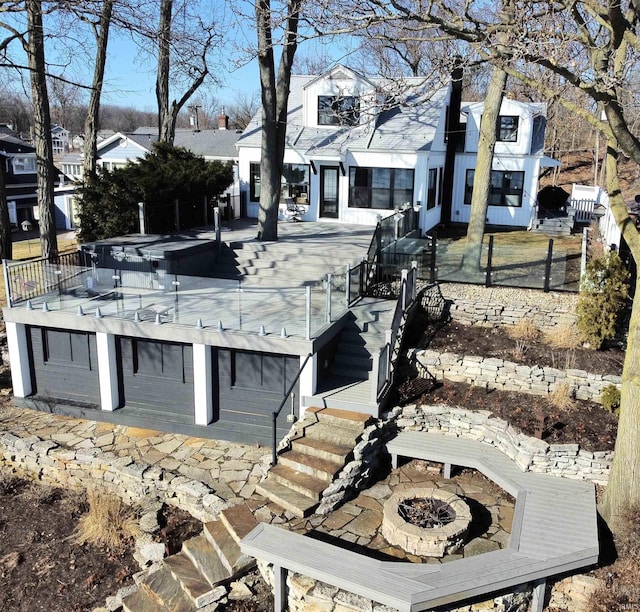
top-left (382, 487), bottom-right (472, 557)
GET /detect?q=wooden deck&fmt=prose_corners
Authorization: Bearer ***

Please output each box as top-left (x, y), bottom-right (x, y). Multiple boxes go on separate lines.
top-left (241, 431), bottom-right (599, 611)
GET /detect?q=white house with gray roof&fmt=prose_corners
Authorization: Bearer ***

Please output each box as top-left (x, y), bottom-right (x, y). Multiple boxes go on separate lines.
top-left (236, 65), bottom-right (556, 233)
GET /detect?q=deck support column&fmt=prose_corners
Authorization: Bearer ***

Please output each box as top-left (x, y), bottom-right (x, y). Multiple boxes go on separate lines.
top-left (6, 321), bottom-right (32, 398)
top-left (193, 343), bottom-right (212, 425)
top-left (531, 578), bottom-right (546, 612)
top-left (273, 564), bottom-right (288, 611)
top-left (298, 353), bottom-right (317, 420)
top-left (96, 332), bottom-right (119, 411)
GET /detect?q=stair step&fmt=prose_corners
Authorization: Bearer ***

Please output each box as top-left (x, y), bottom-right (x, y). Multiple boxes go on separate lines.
top-left (220, 503), bottom-right (260, 545)
top-left (307, 406), bottom-right (371, 426)
top-left (269, 464), bottom-right (327, 500)
top-left (141, 566), bottom-right (194, 612)
top-left (291, 436), bottom-right (353, 462)
top-left (164, 551), bottom-right (216, 607)
top-left (181, 533), bottom-right (231, 586)
top-left (122, 587), bottom-right (171, 612)
top-left (299, 421), bottom-right (363, 448)
top-left (278, 449), bottom-right (342, 482)
top-left (255, 477), bottom-right (319, 518)
top-left (204, 519), bottom-right (255, 576)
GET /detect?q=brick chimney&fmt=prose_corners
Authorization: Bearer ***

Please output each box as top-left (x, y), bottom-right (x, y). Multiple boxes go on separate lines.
top-left (218, 111), bottom-right (229, 130)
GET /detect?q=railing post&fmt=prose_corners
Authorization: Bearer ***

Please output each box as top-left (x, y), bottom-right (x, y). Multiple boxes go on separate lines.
top-left (401, 268), bottom-right (409, 310)
top-left (581, 227), bottom-right (588, 279)
top-left (411, 261), bottom-right (418, 301)
top-left (325, 273), bottom-right (332, 323)
top-left (430, 230), bottom-right (437, 283)
top-left (214, 207), bottom-right (221, 252)
top-left (345, 264), bottom-right (350, 308)
top-left (305, 286), bottom-right (311, 340)
top-left (485, 235), bottom-right (494, 288)
top-left (3, 259), bottom-right (12, 308)
top-left (544, 238), bottom-right (554, 292)
top-left (360, 257), bottom-right (366, 297)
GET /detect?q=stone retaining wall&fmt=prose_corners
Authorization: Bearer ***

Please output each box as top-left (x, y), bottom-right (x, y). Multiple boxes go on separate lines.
top-left (0, 431), bottom-right (228, 523)
top-left (436, 284), bottom-right (579, 331)
top-left (392, 404), bottom-right (612, 484)
top-left (413, 348), bottom-right (622, 404)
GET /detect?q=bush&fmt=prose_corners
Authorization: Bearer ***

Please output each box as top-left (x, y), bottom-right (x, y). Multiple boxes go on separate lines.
top-left (543, 324), bottom-right (585, 349)
top-left (601, 384), bottom-right (621, 415)
top-left (576, 251), bottom-right (629, 349)
top-left (508, 319), bottom-right (540, 342)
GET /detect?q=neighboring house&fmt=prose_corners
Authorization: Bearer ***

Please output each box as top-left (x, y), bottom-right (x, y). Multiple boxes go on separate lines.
top-left (55, 120), bottom-right (242, 230)
top-left (1, 132), bottom-right (40, 227)
top-left (51, 124), bottom-right (70, 155)
top-left (237, 65), bottom-right (556, 233)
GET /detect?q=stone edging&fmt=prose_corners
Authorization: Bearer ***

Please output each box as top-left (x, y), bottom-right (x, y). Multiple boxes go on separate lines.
top-left (0, 431), bottom-right (229, 523)
top-left (413, 348), bottom-right (622, 404)
top-left (392, 404), bottom-right (612, 484)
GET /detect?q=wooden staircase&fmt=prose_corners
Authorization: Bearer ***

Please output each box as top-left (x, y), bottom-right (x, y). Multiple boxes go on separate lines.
top-left (256, 407), bottom-right (372, 517)
top-left (122, 504), bottom-right (258, 611)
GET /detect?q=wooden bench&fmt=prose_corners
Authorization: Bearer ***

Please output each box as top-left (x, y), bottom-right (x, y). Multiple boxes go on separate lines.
top-left (241, 431), bottom-right (599, 612)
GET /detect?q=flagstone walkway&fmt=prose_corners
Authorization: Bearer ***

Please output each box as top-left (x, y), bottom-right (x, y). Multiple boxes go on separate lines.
top-left (0, 403), bottom-right (515, 563)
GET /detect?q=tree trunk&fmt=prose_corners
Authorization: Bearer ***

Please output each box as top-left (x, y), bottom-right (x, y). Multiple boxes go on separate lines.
top-left (599, 144), bottom-right (640, 531)
top-left (255, 0), bottom-right (301, 242)
top-left (83, 0), bottom-right (114, 180)
top-left (26, 0), bottom-right (58, 261)
top-left (462, 65), bottom-right (507, 272)
top-left (156, 0), bottom-right (174, 145)
top-left (0, 162), bottom-right (12, 260)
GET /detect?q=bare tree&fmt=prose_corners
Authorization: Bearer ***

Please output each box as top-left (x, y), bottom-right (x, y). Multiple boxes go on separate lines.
top-left (225, 90), bottom-right (260, 130)
top-left (25, 0), bottom-right (57, 260)
top-left (255, 0), bottom-right (303, 241)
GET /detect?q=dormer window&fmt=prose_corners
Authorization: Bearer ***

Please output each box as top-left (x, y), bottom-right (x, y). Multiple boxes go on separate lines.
top-left (497, 116), bottom-right (519, 142)
top-left (318, 95), bottom-right (360, 126)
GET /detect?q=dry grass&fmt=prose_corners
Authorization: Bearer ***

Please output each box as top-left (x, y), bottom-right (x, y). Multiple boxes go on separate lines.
top-left (511, 339), bottom-right (528, 361)
top-left (73, 489), bottom-right (140, 553)
top-left (508, 319), bottom-right (541, 342)
top-left (544, 324), bottom-right (585, 349)
top-left (549, 381), bottom-right (577, 410)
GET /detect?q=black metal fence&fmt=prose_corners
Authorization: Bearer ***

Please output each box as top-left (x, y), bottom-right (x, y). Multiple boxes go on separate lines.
top-left (354, 226), bottom-right (580, 298)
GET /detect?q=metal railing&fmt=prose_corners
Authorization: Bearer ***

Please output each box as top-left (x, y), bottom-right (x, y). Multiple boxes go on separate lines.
top-left (271, 353), bottom-right (312, 466)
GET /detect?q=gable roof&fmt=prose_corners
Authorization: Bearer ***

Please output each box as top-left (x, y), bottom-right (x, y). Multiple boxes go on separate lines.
top-left (130, 127), bottom-right (241, 159)
top-left (0, 133), bottom-right (36, 155)
top-left (238, 72), bottom-right (449, 156)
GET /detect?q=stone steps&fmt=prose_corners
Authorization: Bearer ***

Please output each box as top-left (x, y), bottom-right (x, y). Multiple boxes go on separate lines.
top-left (256, 406), bottom-right (372, 517)
top-left (122, 503), bottom-right (259, 612)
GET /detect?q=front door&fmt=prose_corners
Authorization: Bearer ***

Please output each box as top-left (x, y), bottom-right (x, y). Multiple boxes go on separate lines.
top-left (320, 166), bottom-right (339, 218)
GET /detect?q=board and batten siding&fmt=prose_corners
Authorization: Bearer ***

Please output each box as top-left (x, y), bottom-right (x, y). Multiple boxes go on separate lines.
top-left (29, 327), bottom-right (100, 405)
top-left (450, 154), bottom-right (540, 227)
top-left (218, 349), bottom-right (299, 429)
top-left (119, 337), bottom-right (194, 416)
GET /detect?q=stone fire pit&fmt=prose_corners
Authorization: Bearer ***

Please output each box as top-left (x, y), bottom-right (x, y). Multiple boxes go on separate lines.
top-left (381, 487), bottom-right (472, 557)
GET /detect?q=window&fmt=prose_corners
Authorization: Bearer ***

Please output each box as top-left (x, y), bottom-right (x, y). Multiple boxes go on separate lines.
top-left (427, 168), bottom-right (438, 210)
top-left (250, 162), bottom-right (310, 202)
top-left (348, 167), bottom-right (414, 210)
top-left (318, 95), bottom-right (360, 126)
top-left (12, 156), bottom-right (36, 174)
top-left (497, 116), bottom-right (519, 142)
top-left (464, 169), bottom-right (524, 207)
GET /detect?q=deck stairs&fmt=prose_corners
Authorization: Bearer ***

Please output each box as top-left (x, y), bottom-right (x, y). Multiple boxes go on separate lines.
top-left (531, 213), bottom-right (575, 236)
top-left (212, 239), bottom-right (367, 288)
top-left (122, 504), bottom-right (259, 612)
top-left (256, 406), bottom-right (373, 517)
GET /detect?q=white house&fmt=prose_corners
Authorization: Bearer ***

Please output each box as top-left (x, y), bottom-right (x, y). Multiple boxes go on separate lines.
top-left (55, 122), bottom-right (242, 230)
top-left (451, 98), bottom-right (557, 228)
top-left (236, 65), bottom-right (556, 233)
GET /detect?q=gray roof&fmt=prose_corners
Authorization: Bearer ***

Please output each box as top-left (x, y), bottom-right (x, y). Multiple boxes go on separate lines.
top-left (0, 133), bottom-right (35, 154)
top-left (132, 127), bottom-right (240, 159)
top-left (238, 74), bottom-right (449, 156)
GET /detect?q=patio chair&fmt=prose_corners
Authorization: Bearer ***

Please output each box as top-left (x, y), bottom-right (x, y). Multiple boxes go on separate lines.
top-left (285, 197), bottom-right (306, 222)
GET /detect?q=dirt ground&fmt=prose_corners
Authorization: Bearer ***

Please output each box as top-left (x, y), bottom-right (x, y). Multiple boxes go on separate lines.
top-left (398, 318), bottom-right (622, 451)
